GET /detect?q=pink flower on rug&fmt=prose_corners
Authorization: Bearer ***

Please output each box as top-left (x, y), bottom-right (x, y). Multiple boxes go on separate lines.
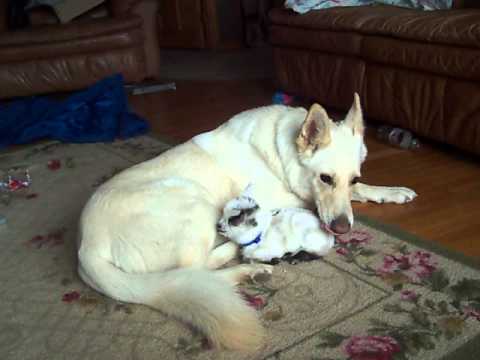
top-left (377, 250), bottom-right (437, 282)
top-left (239, 291), bottom-right (265, 310)
top-left (336, 230), bottom-right (372, 246)
top-left (336, 247), bottom-right (349, 256)
top-left (62, 291), bottom-right (80, 303)
top-left (463, 307), bottom-right (480, 321)
top-left (400, 290), bottom-right (418, 302)
top-left (28, 235), bottom-right (45, 249)
top-left (343, 335), bottom-right (400, 360)
top-left (25, 228), bottom-right (66, 249)
top-left (47, 159), bottom-right (61, 171)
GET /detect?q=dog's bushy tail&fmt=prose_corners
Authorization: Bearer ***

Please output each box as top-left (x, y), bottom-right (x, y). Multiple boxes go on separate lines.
top-left (78, 255), bottom-right (264, 351)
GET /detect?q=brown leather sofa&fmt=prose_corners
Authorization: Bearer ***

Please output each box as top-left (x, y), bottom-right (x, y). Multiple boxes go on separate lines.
top-left (269, 1), bottom-right (480, 155)
top-left (0, 0), bottom-right (160, 99)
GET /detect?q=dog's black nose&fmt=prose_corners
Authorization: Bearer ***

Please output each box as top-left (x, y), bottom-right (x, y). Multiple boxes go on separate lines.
top-left (330, 215), bottom-right (351, 234)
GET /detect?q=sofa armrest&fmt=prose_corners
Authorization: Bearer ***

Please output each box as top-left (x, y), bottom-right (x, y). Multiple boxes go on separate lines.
top-left (109, 0), bottom-right (160, 79)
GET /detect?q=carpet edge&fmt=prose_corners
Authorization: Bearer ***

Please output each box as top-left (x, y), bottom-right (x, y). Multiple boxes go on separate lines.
top-left (356, 214), bottom-right (480, 271)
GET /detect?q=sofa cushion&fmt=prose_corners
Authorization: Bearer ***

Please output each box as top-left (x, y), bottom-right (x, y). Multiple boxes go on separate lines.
top-left (0, 16), bottom-right (143, 64)
top-left (363, 63), bottom-right (480, 153)
top-left (362, 36), bottom-right (480, 81)
top-left (269, 6), bottom-right (480, 49)
top-left (0, 47), bottom-right (146, 99)
top-left (269, 25), bottom-right (362, 56)
top-left (0, 15), bottom-right (142, 47)
top-left (273, 48), bottom-right (365, 109)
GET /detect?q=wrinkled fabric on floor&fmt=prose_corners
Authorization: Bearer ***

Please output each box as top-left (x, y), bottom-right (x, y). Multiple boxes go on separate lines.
top-left (0, 74), bottom-right (149, 149)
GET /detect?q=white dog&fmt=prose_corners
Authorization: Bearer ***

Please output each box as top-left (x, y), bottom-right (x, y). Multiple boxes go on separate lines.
top-left (77, 94), bottom-right (416, 351)
top-left (217, 184), bottom-right (334, 262)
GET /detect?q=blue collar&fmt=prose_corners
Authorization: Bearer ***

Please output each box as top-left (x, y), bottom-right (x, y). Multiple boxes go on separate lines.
top-left (239, 233), bottom-right (262, 248)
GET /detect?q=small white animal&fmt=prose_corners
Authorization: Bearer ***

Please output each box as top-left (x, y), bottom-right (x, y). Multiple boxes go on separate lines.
top-left (217, 186), bottom-right (335, 262)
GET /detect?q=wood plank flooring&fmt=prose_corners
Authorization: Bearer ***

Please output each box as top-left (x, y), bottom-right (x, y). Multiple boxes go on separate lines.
top-left (129, 79), bottom-right (480, 259)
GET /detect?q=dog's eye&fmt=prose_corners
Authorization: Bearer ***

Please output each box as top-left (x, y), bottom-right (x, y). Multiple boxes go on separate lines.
top-left (247, 219), bottom-right (258, 227)
top-left (351, 176), bottom-right (361, 185)
top-left (320, 174), bottom-right (333, 185)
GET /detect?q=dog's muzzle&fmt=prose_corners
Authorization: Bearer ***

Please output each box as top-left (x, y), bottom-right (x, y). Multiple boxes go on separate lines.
top-left (321, 215), bottom-right (351, 235)
top-left (329, 215), bottom-right (351, 234)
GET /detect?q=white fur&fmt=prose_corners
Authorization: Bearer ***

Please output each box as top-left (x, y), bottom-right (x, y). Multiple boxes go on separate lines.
top-left (77, 96), bottom-right (417, 351)
top-left (218, 187), bottom-right (334, 262)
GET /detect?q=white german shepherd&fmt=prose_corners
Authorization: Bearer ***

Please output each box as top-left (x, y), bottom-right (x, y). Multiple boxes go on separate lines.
top-left (77, 94), bottom-right (416, 351)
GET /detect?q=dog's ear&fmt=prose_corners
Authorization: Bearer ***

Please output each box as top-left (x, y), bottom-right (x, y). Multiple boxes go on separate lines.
top-left (242, 183), bottom-right (255, 198)
top-left (296, 103), bottom-right (331, 155)
top-left (345, 93), bottom-right (364, 136)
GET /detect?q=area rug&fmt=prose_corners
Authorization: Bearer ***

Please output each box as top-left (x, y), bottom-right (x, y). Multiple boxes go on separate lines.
top-left (0, 136), bottom-right (479, 360)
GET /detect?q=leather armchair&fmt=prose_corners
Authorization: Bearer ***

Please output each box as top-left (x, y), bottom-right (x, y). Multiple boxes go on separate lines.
top-left (0, 0), bottom-right (161, 99)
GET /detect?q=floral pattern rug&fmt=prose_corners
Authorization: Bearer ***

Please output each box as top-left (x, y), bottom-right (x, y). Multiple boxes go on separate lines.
top-left (0, 136), bottom-right (479, 360)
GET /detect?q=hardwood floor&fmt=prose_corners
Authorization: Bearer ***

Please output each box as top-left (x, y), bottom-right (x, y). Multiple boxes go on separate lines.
top-left (129, 79), bottom-right (480, 259)
top-left (357, 136), bottom-right (480, 258)
top-left (129, 79), bottom-right (276, 143)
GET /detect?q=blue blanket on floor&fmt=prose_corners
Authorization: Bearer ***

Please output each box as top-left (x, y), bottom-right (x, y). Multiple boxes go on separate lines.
top-left (0, 74), bottom-right (149, 149)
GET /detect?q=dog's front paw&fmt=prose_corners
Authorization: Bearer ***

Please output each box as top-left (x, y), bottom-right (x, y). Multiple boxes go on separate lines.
top-left (353, 183), bottom-right (417, 204)
top-left (375, 186), bottom-right (417, 204)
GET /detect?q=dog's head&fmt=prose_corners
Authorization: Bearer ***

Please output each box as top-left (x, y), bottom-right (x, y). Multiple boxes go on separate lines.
top-left (296, 93), bottom-right (367, 235)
